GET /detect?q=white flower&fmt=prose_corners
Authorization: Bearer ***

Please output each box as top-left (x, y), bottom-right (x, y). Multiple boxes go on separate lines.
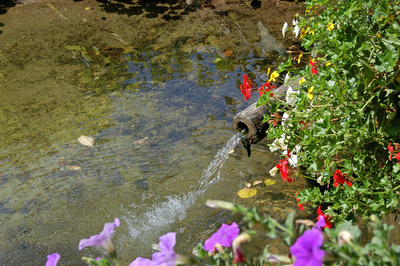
top-left (269, 134), bottom-right (288, 152)
top-left (293, 19), bottom-right (300, 38)
top-left (287, 145), bottom-right (301, 167)
top-left (282, 22), bottom-right (288, 37)
top-left (285, 86), bottom-right (299, 106)
top-left (282, 112), bottom-right (291, 128)
top-left (288, 154), bottom-right (298, 167)
top-left (269, 166), bottom-right (279, 177)
top-left (284, 73), bottom-right (290, 84)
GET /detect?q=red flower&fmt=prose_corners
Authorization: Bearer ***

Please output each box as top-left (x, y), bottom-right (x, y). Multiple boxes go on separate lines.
top-left (259, 82), bottom-right (275, 97)
top-left (317, 206), bottom-right (332, 228)
top-left (276, 159), bottom-right (293, 183)
top-left (389, 142), bottom-right (394, 161)
top-left (296, 199), bottom-right (304, 211)
top-left (333, 170), bottom-right (346, 187)
top-left (396, 152), bottom-right (400, 163)
top-left (240, 74), bottom-right (253, 101)
top-left (309, 60), bottom-right (318, 74)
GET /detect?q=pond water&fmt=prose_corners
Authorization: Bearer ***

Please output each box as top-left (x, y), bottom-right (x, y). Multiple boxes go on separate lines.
top-left (0, 1), bottom-right (310, 265)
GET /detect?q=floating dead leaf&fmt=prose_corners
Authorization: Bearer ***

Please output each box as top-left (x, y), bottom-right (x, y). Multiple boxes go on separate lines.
top-left (237, 188), bottom-right (257, 198)
top-left (223, 50), bottom-right (234, 57)
top-left (133, 137), bottom-right (149, 144)
top-left (78, 135), bottom-right (97, 151)
top-left (245, 182), bottom-right (252, 188)
top-left (65, 165), bottom-right (81, 171)
top-left (264, 179), bottom-right (276, 186)
top-left (228, 149), bottom-right (235, 154)
top-left (252, 180), bottom-right (263, 186)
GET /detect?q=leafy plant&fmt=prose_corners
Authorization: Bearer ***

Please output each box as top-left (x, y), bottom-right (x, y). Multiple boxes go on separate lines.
top-left (253, 0), bottom-right (400, 224)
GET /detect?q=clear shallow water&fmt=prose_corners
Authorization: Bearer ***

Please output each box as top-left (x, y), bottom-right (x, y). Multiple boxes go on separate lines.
top-left (0, 46), bottom-right (302, 265)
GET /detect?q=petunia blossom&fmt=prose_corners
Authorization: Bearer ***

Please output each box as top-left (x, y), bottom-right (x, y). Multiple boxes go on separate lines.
top-left (78, 218), bottom-right (120, 255)
top-left (204, 222), bottom-right (239, 252)
top-left (290, 227), bottom-right (325, 266)
top-left (45, 253), bottom-right (60, 266)
top-left (129, 257), bottom-right (154, 266)
top-left (152, 232), bottom-right (176, 266)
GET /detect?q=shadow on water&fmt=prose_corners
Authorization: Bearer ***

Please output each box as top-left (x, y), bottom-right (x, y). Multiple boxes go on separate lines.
top-left (75, 0), bottom-right (201, 21)
top-left (0, 0), bottom-right (19, 34)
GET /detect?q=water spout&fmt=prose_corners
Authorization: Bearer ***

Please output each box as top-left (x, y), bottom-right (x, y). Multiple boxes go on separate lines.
top-left (233, 81), bottom-right (297, 155)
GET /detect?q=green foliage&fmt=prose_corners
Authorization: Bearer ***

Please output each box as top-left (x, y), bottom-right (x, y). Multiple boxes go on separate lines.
top-left (258, 0), bottom-right (400, 224)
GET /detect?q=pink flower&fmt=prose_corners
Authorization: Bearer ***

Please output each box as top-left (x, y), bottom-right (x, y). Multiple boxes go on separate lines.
top-left (152, 232), bottom-right (176, 266)
top-left (79, 218), bottom-right (120, 255)
top-left (204, 223), bottom-right (239, 252)
top-left (45, 253), bottom-right (60, 266)
top-left (290, 227), bottom-right (324, 266)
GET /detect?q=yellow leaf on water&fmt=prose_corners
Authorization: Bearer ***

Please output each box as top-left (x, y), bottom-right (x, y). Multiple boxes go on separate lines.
top-left (264, 179), bottom-right (276, 186)
top-left (133, 137), bottom-right (149, 144)
top-left (78, 135), bottom-right (97, 151)
top-left (252, 181), bottom-right (263, 186)
top-left (237, 188), bottom-right (257, 198)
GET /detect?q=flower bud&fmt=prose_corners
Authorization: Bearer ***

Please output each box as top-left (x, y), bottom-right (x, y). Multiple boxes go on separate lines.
top-left (338, 230), bottom-right (353, 245)
top-left (206, 200), bottom-right (236, 211)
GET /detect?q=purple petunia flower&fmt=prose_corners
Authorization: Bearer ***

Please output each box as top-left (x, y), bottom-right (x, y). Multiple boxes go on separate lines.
top-left (204, 222), bottom-right (239, 252)
top-left (129, 257), bottom-right (154, 266)
top-left (152, 232), bottom-right (176, 266)
top-left (78, 218), bottom-right (120, 254)
top-left (316, 216), bottom-right (326, 229)
top-left (290, 227), bottom-right (325, 266)
top-left (45, 253), bottom-right (60, 266)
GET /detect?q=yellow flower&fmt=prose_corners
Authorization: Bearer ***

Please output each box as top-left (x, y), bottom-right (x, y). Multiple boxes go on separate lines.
top-left (269, 71), bottom-right (280, 82)
top-left (267, 67), bottom-right (271, 76)
top-left (299, 77), bottom-right (305, 85)
top-left (309, 29), bottom-right (315, 35)
top-left (307, 86), bottom-right (314, 100)
top-left (376, 33), bottom-right (381, 38)
top-left (297, 53), bottom-right (303, 64)
top-left (300, 28), bottom-right (308, 38)
top-left (327, 23), bottom-right (335, 31)
top-left (326, 62), bottom-right (332, 66)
